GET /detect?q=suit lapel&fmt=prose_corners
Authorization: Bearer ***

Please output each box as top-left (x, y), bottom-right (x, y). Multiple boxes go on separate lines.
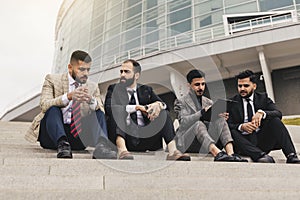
top-left (237, 95), bottom-right (244, 121)
top-left (62, 73), bottom-right (69, 94)
top-left (185, 92), bottom-right (198, 113)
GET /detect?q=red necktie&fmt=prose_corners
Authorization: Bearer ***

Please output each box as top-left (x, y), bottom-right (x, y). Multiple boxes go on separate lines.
top-left (70, 82), bottom-right (82, 138)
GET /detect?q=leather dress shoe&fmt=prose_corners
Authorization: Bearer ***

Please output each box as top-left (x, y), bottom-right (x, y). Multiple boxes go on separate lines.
top-left (93, 142), bottom-right (117, 159)
top-left (256, 154), bottom-right (275, 163)
top-left (286, 153), bottom-right (300, 164)
top-left (119, 151), bottom-right (134, 160)
top-left (166, 150), bottom-right (191, 161)
top-left (214, 151), bottom-right (232, 162)
top-left (57, 141), bottom-right (72, 159)
top-left (230, 154), bottom-right (248, 162)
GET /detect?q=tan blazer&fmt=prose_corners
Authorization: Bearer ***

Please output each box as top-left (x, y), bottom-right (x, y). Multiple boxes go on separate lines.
top-left (25, 73), bottom-right (104, 143)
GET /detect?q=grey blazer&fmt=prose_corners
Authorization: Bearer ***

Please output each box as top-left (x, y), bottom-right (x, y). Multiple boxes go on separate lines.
top-left (174, 89), bottom-right (213, 146)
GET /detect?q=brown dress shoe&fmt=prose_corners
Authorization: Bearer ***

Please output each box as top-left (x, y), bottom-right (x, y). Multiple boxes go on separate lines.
top-left (119, 151), bottom-right (134, 160)
top-left (167, 150), bottom-right (191, 161)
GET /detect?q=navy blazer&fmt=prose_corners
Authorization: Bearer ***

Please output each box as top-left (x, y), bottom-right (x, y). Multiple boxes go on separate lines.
top-left (227, 92), bottom-right (282, 131)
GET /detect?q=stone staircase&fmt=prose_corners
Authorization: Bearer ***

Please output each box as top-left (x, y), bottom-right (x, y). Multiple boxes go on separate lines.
top-left (1, 121), bottom-right (300, 199)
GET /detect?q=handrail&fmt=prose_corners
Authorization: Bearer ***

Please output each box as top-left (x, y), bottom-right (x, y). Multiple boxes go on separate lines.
top-left (229, 12), bottom-right (294, 35)
top-left (93, 10), bottom-right (300, 71)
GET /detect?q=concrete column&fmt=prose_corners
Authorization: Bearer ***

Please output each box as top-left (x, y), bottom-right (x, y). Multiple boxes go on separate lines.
top-left (256, 46), bottom-right (275, 102)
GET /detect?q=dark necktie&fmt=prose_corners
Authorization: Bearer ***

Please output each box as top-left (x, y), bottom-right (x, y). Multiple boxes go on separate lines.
top-left (246, 98), bottom-right (257, 145)
top-left (128, 90), bottom-right (138, 125)
top-left (246, 98), bottom-right (253, 122)
top-left (128, 90), bottom-right (140, 146)
top-left (70, 82), bottom-right (82, 138)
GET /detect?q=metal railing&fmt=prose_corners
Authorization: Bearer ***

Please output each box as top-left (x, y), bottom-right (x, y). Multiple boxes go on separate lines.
top-left (94, 10), bottom-right (300, 71)
top-left (228, 12), bottom-right (294, 35)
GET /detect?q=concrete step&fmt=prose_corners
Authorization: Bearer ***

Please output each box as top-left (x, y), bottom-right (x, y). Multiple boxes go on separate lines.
top-left (0, 121), bottom-right (300, 199)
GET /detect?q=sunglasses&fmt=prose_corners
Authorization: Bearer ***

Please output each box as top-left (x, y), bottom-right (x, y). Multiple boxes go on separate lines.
top-left (120, 69), bottom-right (132, 74)
top-left (238, 84), bottom-right (250, 88)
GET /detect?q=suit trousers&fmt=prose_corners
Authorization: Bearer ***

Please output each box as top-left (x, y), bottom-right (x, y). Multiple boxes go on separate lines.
top-left (116, 110), bottom-right (175, 152)
top-left (38, 106), bottom-right (108, 150)
top-left (231, 117), bottom-right (296, 161)
top-left (178, 117), bottom-right (233, 153)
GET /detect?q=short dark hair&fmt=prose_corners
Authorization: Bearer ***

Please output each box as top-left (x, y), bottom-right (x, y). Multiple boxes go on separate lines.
top-left (186, 69), bottom-right (206, 83)
top-left (235, 70), bottom-right (257, 83)
top-left (70, 50), bottom-right (92, 64)
top-left (123, 59), bottom-right (141, 74)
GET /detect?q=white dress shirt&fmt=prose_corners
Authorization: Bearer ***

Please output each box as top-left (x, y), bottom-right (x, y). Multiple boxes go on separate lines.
top-left (238, 94), bottom-right (265, 134)
top-left (61, 74), bottom-right (97, 124)
top-left (126, 87), bottom-right (145, 126)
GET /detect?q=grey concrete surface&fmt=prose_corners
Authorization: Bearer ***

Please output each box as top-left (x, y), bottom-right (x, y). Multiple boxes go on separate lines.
top-left (0, 121), bottom-right (300, 199)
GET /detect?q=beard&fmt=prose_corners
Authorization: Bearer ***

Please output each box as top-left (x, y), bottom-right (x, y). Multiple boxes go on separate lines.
top-left (120, 77), bottom-right (135, 87)
top-left (240, 90), bottom-right (254, 99)
top-left (72, 71), bottom-right (87, 84)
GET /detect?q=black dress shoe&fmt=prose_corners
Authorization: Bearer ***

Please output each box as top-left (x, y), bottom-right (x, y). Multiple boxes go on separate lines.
top-left (57, 141), bottom-right (72, 159)
top-left (230, 154), bottom-right (248, 162)
top-left (214, 151), bottom-right (232, 162)
top-left (256, 154), bottom-right (275, 163)
top-left (93, 142), bottom-right (117, 159)
top-left (286, 153), bottom-right (300, 164)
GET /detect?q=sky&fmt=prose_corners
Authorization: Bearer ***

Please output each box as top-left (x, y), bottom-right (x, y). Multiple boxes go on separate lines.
top-left (0, 0), bottom-right (63, 117)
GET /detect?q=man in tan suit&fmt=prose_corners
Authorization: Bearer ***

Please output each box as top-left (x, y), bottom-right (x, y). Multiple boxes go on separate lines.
top-left (26, 50), bottom-right (116, 159)
top-left (174, 69), bottom-right (247, 162)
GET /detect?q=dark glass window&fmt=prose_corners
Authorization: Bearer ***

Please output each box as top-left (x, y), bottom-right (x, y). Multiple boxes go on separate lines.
top-left (259, 0), bottom-right (293, 11)
top-left (146, 0), bottom-right (158, 9)
top-left (170, 20), bottom-right (191, 36)
top-left (169, 7), bottom-right (191, 24)
top-left (200, 16), bottom-right (212, 27)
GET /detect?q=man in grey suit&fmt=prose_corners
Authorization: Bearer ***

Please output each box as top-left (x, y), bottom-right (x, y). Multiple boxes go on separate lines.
top-left (174, 69), bottom-right (247, 162)
top-left (26, 50), bottom-right (116, 159)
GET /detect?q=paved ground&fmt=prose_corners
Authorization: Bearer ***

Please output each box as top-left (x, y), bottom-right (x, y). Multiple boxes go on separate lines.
top-left (0, 121), bottom-right (300, 199)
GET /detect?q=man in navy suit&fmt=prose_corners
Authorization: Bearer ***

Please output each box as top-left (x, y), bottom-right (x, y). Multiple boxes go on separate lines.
top-left (227, 70), bottom-right (300, 163)
top-left (105, 59), bottom-right (190, 161)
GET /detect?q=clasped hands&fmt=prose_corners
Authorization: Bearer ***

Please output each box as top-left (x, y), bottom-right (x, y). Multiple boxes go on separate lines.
top-left (241, 112), bottom-right (264, 134)
top-left (135, 101), bottom-right (163, 121)
top-left (68, 86), bottom-right (92, 103)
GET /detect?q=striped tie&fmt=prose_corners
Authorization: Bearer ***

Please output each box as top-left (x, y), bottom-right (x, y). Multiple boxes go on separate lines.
top-left (70, 82), bottom-right (82, 138)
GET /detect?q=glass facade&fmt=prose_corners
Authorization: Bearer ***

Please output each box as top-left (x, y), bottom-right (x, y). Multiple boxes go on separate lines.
top-left (53, 0), bottom-right (300, 73)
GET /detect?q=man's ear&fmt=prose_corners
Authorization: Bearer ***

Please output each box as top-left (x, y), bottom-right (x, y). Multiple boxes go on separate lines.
top-left (253, 83), bottom-right (257, 90)
top-left (68, 64), bottom-right (72, 71)
top-left (135, 72), bottom-right (140, 80)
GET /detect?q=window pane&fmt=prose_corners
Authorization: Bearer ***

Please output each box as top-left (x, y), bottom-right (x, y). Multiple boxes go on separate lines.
top-left (169, 7), bottom-right (191, 24)
top-left (194, 0), bottom-right (223, 16)
top-left (124, 3), bottom-right (142, 19)
top-left (224, 0), bottom-right (255, 7)
top-left (125, 0), bottom-right (140, 7)
top-left (259, 0), bottom-right (293, 11)
top-left (170, 20), bottom-right (191, 36)
top-left (168, 0), bottom-right (191, 12)
top-left (146, 0), bottom-right (158, 9)
top-left (225, 2), bottom-right (258, 14)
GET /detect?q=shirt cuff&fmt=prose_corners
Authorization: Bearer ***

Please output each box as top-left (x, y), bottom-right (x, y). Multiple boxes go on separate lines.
top-left (161, 102), bottom-right (167, 110)
top-left (126, 105), bottom-right (136, 113)
top-left (238, 124), bottom-right (243, 132)
top-left (62, 93), bottom-right (69, 106)
top-left (257, 109), bottom-right (266, 119)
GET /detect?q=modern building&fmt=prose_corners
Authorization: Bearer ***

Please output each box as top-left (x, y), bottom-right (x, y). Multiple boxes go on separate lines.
top-left (2, 0), bottom-right (300, 121)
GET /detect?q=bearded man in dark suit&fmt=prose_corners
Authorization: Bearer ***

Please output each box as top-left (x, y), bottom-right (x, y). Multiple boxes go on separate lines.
top-left (227, 70), bottom-right (300, 163)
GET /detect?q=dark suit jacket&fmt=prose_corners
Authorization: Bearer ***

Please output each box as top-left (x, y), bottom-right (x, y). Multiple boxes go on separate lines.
top-left (104, 83), bottom-right (165, 142)
top-left (227, 92), bottom-right (282, 131)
